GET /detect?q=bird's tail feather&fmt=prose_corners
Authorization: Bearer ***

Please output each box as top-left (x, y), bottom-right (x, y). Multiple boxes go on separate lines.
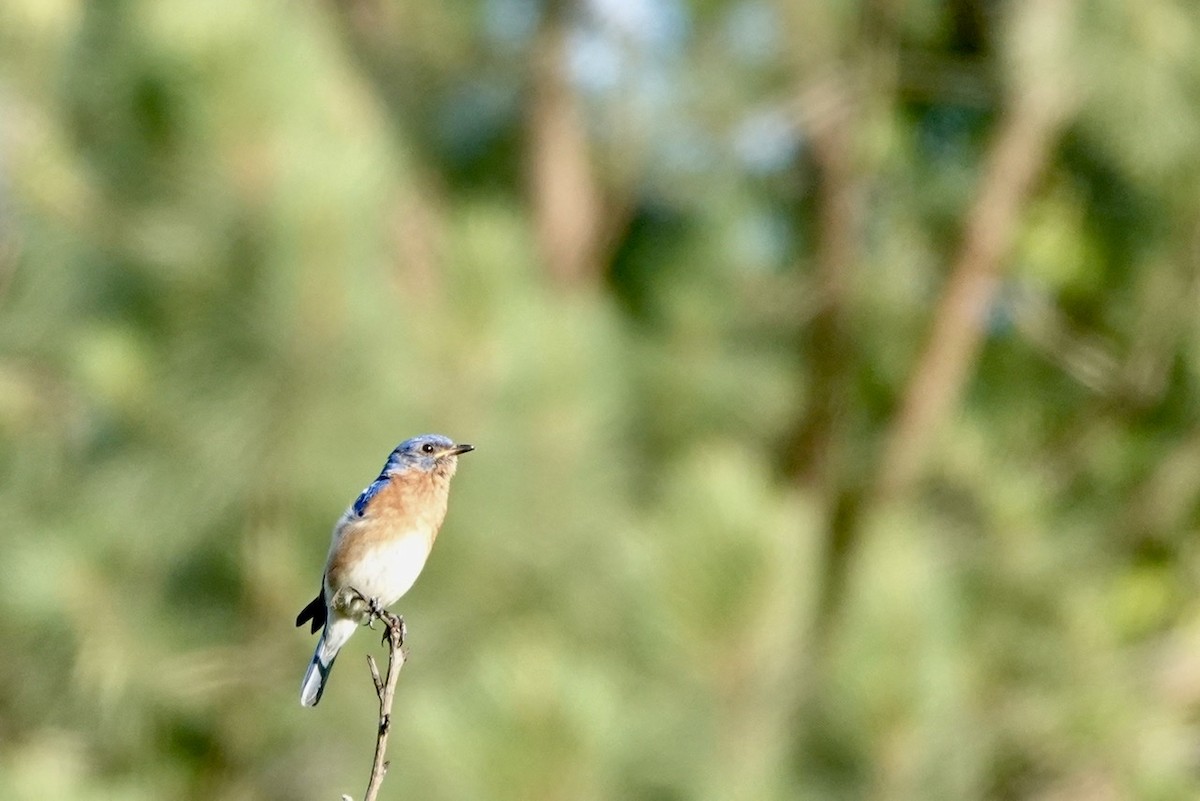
top-left (300, 644), bottom-right (337, 707)
top-left (300, 617), bottom-right (356, 707)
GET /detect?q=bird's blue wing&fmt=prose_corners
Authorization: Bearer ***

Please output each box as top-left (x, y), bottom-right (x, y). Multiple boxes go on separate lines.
top-left (351, 476), bottom-right (388, 517)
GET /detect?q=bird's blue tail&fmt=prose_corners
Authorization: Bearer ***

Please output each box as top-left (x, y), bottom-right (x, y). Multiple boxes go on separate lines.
top-left (300, 618), bottom-right (357, 707)
top-left (300, 642), bottom-right (337, 707)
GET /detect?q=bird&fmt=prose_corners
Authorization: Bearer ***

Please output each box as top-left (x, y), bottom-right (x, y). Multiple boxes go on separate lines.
top-left (296, 433), bottom-right (474, 707)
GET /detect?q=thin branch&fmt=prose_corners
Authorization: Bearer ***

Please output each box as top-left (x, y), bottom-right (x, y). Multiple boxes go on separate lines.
top-left (367, 654), bottom-right (384, 697)
top-left (365, 611), bottom-right (406, 801)
top-left (343, 604), bottom-right (408, 801)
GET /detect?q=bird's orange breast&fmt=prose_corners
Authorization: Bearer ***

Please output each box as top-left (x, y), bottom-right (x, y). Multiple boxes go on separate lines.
top-left (324, 470), bottom-right (451, 593)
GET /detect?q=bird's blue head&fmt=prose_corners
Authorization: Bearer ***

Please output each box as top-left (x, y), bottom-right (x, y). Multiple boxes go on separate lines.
top-left (384, 434), bottom-right (475, 475)
top-left (351, 434), bottom-right (474, 517)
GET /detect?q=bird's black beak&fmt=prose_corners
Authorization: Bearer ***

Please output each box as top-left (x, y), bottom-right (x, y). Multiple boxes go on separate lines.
top-left (450, 443), bottom-right (475, 456)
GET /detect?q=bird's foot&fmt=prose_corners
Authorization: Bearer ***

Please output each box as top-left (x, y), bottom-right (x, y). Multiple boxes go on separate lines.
top-left (379, 613), bottom-right (406, 647)
top-left (365, 596), bottom-right (386, 628)
top-left (344, 588), bottom-right (402, 646)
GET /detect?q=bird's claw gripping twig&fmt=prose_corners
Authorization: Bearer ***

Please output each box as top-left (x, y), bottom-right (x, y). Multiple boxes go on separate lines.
top-left (365, 596), bottom-right (386, 629)
top-left (379, 613), bottom-right (406, 648)
top-left (355, 594), bottom-right (404, 648)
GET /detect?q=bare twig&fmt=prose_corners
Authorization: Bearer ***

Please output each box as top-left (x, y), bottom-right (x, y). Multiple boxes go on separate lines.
top-left (367, 650), bottom-right (384, 697)
top-left (343, 603), bottom-right (408, 801)
top-left (365, 611), bottom-right (406, 801)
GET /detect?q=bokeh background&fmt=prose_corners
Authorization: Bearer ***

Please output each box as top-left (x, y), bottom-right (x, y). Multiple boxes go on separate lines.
top-left (3, 0), bottom-right (1200, 799)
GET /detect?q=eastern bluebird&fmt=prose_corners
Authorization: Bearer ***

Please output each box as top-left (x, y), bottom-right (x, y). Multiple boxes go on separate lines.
top-left (296, 434), bottom-right (473, 707)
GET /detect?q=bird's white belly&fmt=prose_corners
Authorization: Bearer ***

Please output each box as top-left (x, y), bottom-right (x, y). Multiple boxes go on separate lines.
top-left (333, 533), bottom-right (431, 609)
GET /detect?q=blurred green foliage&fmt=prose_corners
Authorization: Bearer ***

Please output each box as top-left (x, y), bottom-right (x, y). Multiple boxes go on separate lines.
top-left (2, 0), bottom-right (1200, 799)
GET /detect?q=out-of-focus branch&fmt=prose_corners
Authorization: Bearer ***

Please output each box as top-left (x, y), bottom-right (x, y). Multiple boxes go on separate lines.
top-left (0, 229), bottom-right (16, 304)
top-left (875, 0), bottom-right (1079, 501)
top-left (0, 104), bottom-right (21, 305)
top-left (787, 75), bottom-right (870, 652)
top-left (789, 76), bottom-right (862, 490)
top-left (343, 607), bottom-right (407, 801)
top-left (526, 9), bottom-right (604, 289)
top-left (784, 2), bottom-right (893, 656)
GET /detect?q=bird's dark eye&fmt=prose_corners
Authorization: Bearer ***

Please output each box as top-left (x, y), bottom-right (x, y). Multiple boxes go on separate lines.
top-left (421, 443), bottom-right (436, 454)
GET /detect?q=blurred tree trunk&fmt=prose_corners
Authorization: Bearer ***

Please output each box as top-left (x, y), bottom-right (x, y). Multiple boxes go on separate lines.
top-left (787, 0), bottom-right (907, 655)
top-left (790, 81), bottom-right (861, 492)
top-left (789, 77), bottom-right (868, 654)
top-left (526, 5), bottom-right (604, 290)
